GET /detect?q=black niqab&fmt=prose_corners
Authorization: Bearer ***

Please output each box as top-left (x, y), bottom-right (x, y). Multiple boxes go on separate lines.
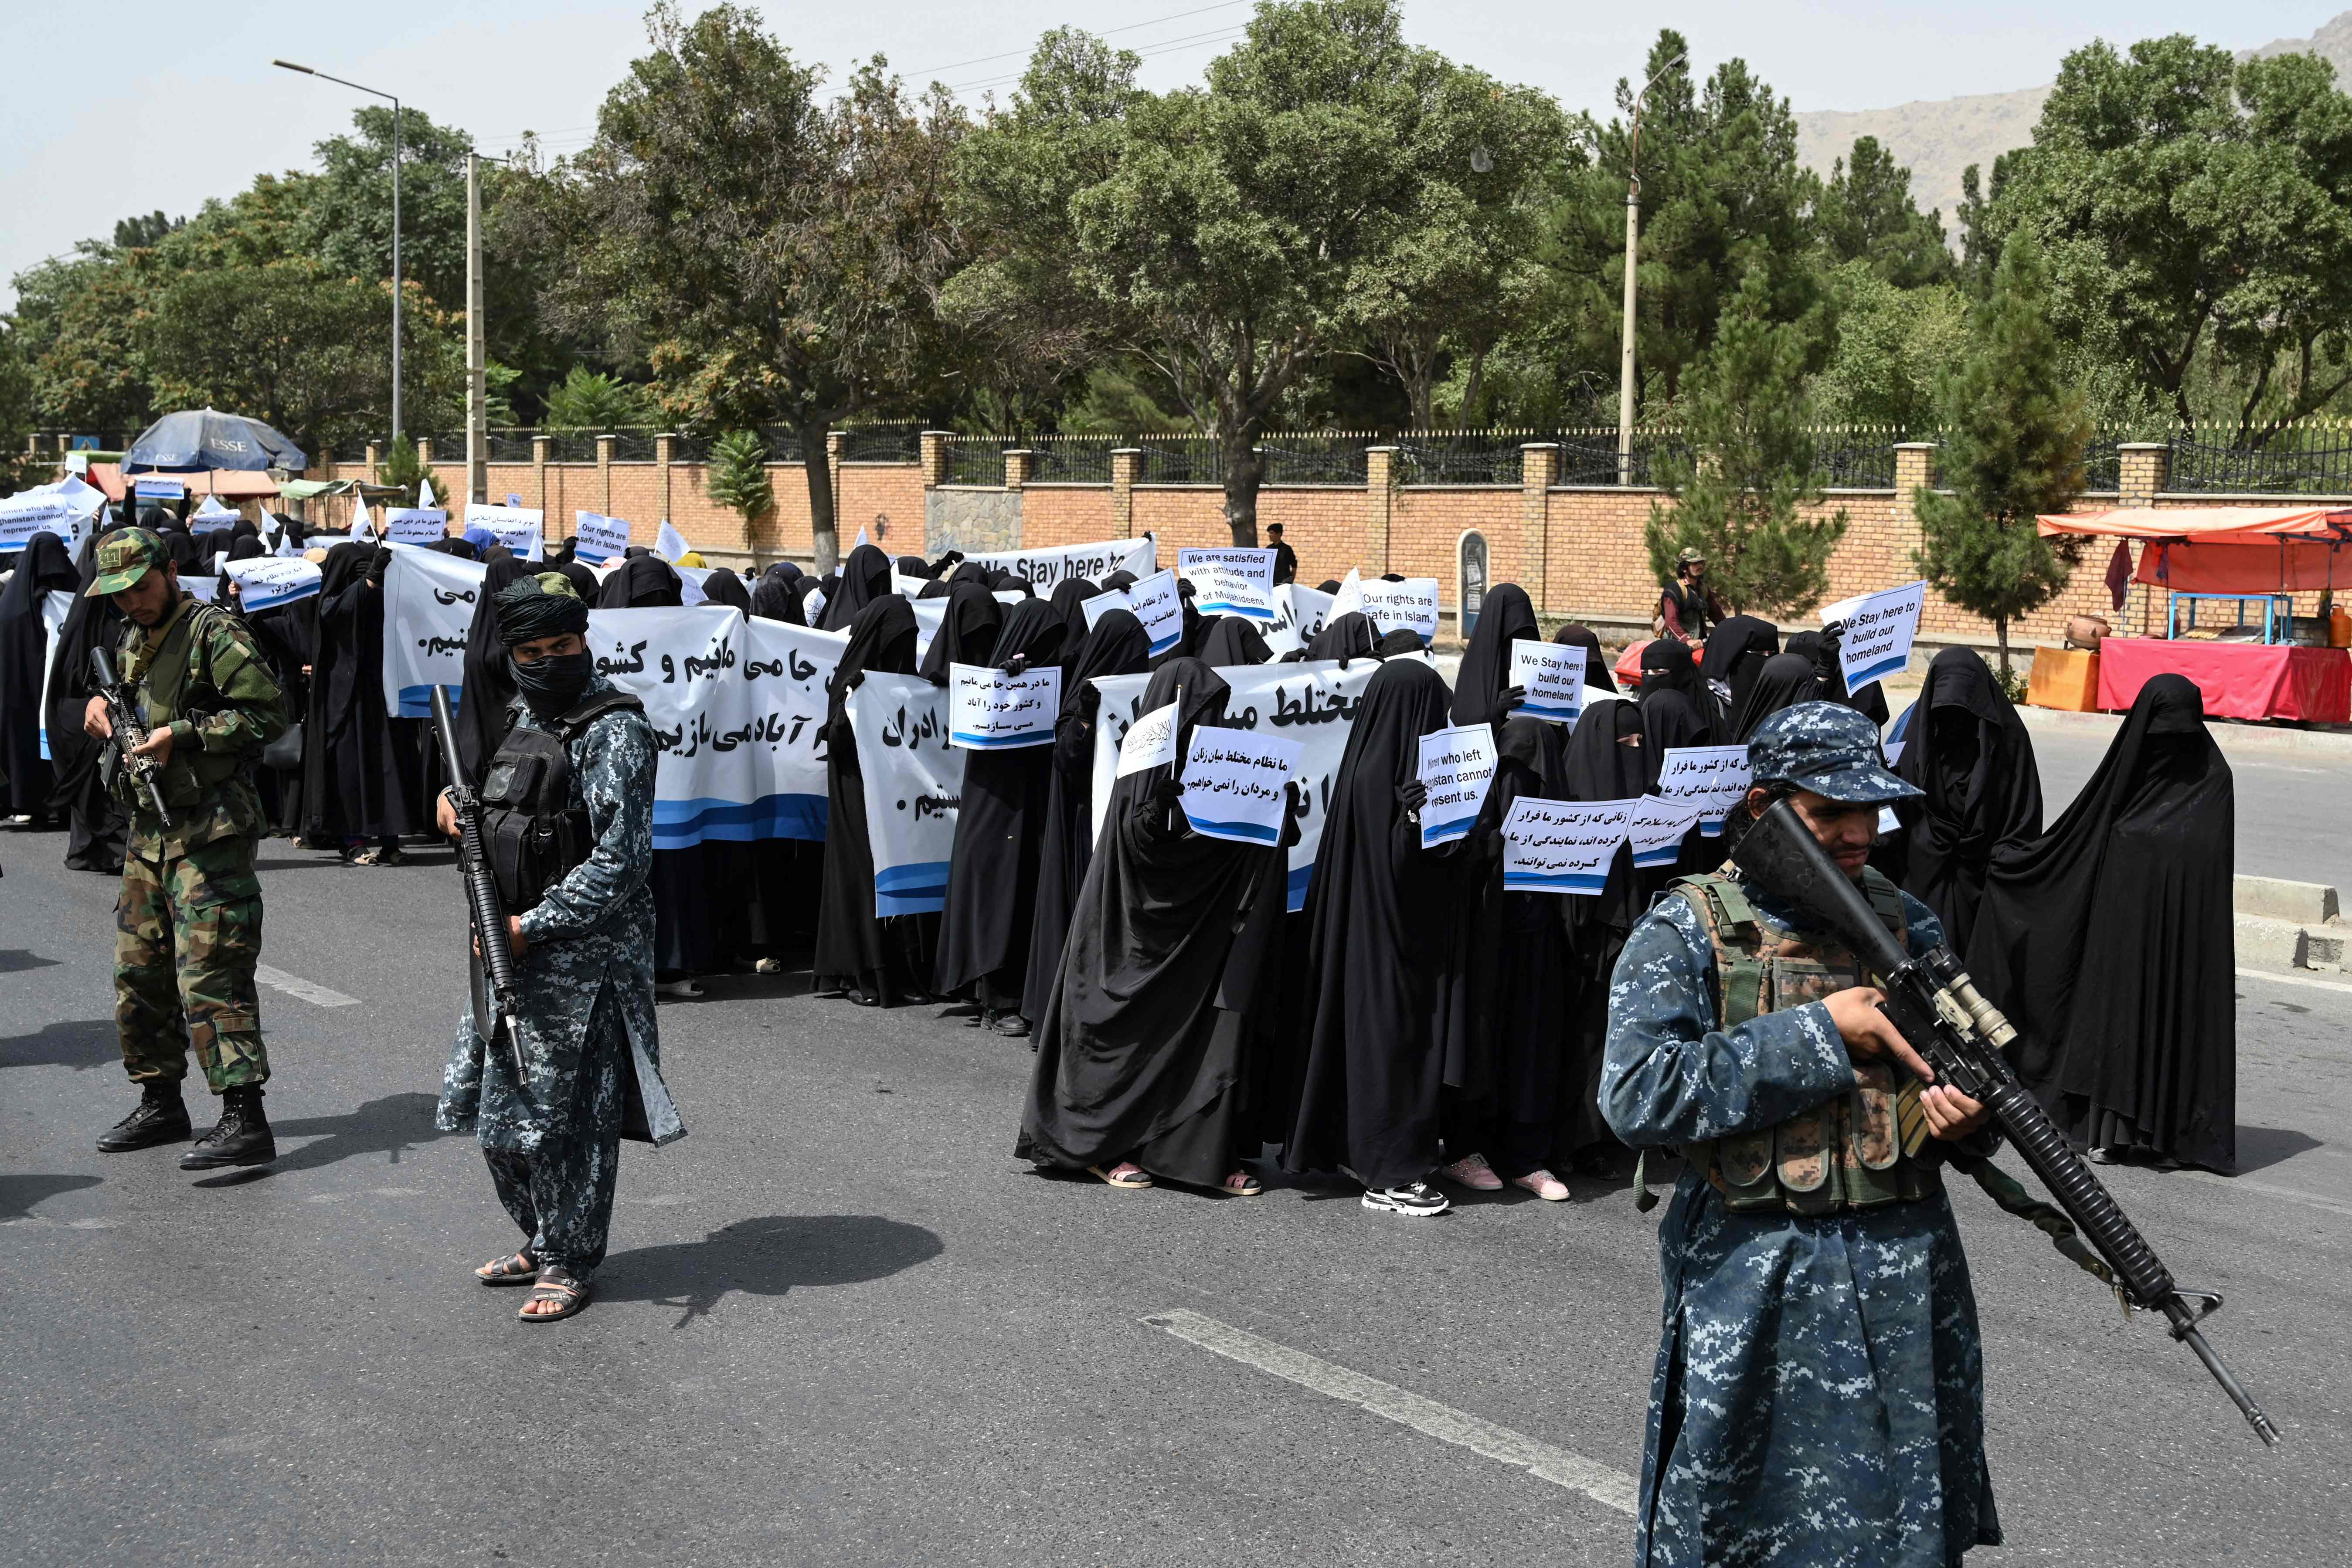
top-left (0, 532), bottom-right (81, 814)
top-left (917, 580), bottom-right (1005, 683)
top-left (1304, 610), bottom-right (1376, 665)
top-left (813, 596), bottom-right (929, 1001)
top-left (1969, 675), bottom-right (2234, 1171)
top-left (454, 556), bottom-right (533, 783)
top-left (305, 542), bottom-right (418, 840)
top-left (1727, 652), bottom-right (1826, 742)
top-left (1193, 614), bottom-right (1273, 667)
top-left (749, 572), bottom-right (801, 624)
top-left (1553, 623), bottom-right (1617, 695)
top-left (698, 568), bottom-right (751, 613)
top-left (1699, 614), bottom-right (1778, 729)
top-left (821, 544), bottom-right (891, 632)
top-left (597, 555), bottom-right (683, 609)
top-left (1451, 582), bottom-right (1538, 727)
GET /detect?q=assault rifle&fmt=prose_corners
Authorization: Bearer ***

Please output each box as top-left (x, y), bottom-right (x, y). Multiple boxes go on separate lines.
top-left (429, 686), bottom-right (523, 1080)
top-left (1733, 798), bottom-right (2281, 1447)
top-left (90, 647), bottom-right (171, 827)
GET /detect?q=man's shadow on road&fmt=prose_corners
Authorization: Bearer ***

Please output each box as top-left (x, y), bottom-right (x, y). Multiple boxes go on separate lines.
top-left (1, 1173), bottom-right (102, 1222)
top-left (192, 1091), bottom-right (457, 1187)
top-left (597, 1215), bottom-right (944, 1327)
top-left (1, 1018), bottom-right (120, 1072)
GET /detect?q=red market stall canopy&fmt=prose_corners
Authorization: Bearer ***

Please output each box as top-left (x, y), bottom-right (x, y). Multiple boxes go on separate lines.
top-left (2039, 505), bottom-right (2352, 593)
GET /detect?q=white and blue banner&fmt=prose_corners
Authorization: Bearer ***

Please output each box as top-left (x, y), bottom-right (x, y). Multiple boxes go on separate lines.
top-left (1416, 722), bottom-right (1497, 848)
top-left (190, 496), bottom-right (239, 533)
top-left (1181, 727), bottom-right (1300, 845)
top-left (34, 590), bottom-right (71, 760)
top-left (464, 503), bottom-right (546, 561)
top-left (848, 671), bottom-right (966, 916)
top-left (1091, 658), bottom-right (1383, 912)
top-left (1629, 795), bottom-right (1703, 869)
top-left (1262, 582), bottom-right (1335, 657)
top-left (133, 477), bottom-right (185, 500)
top-left (964, 535), bottom-right (1156, 592)
top-left (1510, 641), bottom-right (1588, 724)
top-left (1655, 744), bottom-right (1752, 838)
top-left (575, 510), bottom-right (629, 565)
top-left (1503, 798), bottom-right (1634, 894)
top-left (0, 490), bottom-right (89, 553)
top-left (385, 507), bottom-right (448, 544)
top-left (223, 556), bottom-right (322, 612)
top-left (1822, 580), bottom-right (1926, 690)
top-left (382, 541), bottom-right (486, 718)
top-left (1177, 546), bottom-right (1278, 621)
top-left (948, 664), bottom-right (1058, 749)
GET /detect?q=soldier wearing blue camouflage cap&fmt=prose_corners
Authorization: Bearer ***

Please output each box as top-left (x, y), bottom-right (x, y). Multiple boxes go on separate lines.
top-left (80, 527), bottom-right (291, 1170)
top-left (1601, 700), bottom-right (1999, 1566)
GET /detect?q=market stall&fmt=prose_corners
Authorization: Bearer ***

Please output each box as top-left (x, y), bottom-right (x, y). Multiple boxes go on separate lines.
top-left (2036, 505), bottom-right (2352, 722)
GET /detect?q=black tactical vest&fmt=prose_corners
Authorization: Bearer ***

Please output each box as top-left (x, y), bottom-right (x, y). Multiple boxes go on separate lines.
top-left (477, 689), bottom-right (644, 910)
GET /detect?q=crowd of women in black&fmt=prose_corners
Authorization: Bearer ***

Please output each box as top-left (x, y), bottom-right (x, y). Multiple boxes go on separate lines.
top-left (0, 509), bottom-right (2243, 1210)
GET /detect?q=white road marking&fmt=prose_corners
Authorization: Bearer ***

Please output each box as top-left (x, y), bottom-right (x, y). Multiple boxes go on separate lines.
top-left (1143, 1307), bottom-right (1639, 1515)
top-left (2235, 966), bottom-right (2352, 996)
top-left (252, 964), bottom-right (359, 1008)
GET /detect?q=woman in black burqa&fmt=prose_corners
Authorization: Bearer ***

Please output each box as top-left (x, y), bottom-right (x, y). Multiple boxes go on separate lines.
top-left (935, 599), bottom-right (1069, 1033)
top-left (1968, 674), bottom-right (2235, 1172)
top-left (0, 530), bottom-right (80, 824)
top-left (813, 596), bottom-right (930, 1006)
top-left (821, 543), bottom-right (893, 632)
top-left (1019, 607), bottom-right (1154, 1034)
top-left (1019, 658), bottom-right (1296, 1195)
top-left (596, 554), bottom-right (683, 610)
top-left (1281, 657), bottom-right (1475, 1215)
top-left (918, 578), bottom-right (1006, 683)
top-left (1557, 689), bottom-right (1651, 1174)
top-left (454, 555), bottom-right (534, 782)
top-left (1442, 583), bottom-right (1575, 1201)
top-left (1553, 623), bottom-right (1617, 695)
top-left (305, 542), bottom-right (419, 863)
top-left (1697, 614), bottom-right (1779, 732)
top-left (43, 527), bottom-right (130, 871)
top-left (1194, 614), bottom-right (1273, 666)
top-left (1875, 647), bottom-right (2043, 956)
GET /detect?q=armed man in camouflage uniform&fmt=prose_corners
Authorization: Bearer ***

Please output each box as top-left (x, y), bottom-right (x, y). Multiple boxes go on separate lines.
top-left (1601, 702), bottom-right (1998, 1568)
top-left (82, 528), bottom-right (290, 1169)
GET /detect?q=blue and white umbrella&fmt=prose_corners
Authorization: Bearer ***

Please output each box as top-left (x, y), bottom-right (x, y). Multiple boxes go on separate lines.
top-left (124, 407), bottom-right (308, 473)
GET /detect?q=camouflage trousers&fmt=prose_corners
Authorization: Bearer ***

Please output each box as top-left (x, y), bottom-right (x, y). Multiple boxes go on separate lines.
top-left (483, 1001), bottom-right (627, 1276)
top-left (114, 838), bottom-right (269, 1095)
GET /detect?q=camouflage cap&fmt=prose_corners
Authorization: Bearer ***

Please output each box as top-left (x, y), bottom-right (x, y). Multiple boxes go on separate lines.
top-left (87, 528), bottom-right (169, 596)
top-left (1676, 547), bottom-right (1706, 567)
top-left (1746, 699), bottom-right (1921, 805)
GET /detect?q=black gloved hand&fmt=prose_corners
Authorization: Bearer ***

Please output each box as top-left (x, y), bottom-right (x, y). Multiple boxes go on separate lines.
top-left (840, 669), bottom-right (865, 691)
top-left (1078, 682), bottom-right (1103, 718)
top-left (1397, 779), bottom-right (1429, 815)
top-left (1150, 772), bottom-right (1187, 807)
top-left (1497, 684), bottom-right (1526, 716)
top-left (1005, 654), bottom-right (1030, 677)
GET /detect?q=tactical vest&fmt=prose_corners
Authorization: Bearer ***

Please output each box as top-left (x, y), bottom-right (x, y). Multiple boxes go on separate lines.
top-left (1671, 867), bottom-right (1936, 1214)
top-left (476, 690), bottom-right (643, 911)
top-left (122, 598), bottom-right (252, 811)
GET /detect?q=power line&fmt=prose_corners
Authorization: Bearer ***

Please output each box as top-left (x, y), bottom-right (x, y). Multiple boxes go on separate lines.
top-left (906, 0), bottom-right (1251, 78)
top-left (942, 26), bottom-right (1246, 95)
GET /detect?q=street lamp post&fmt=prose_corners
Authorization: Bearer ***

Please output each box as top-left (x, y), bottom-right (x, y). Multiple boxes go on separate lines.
top-left (1617, 52), bottom-right (1686, 487)
top-left (273, 60), bottom-right (402, 443)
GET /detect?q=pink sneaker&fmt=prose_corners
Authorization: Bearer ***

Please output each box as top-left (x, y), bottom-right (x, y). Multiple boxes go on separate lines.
top-left (1441, 1152), bottom-right (1503, 1191)
top-left (1512, 1168), bottom-right (1570, 1202)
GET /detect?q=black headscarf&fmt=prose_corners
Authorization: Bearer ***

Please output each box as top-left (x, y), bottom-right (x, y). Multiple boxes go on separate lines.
top-left (1969, 675), bottom-right (2233, 1171)
top-left (1304, 610), bottom-right (1376, 665)
top-left (1047, 577), bottom-right (1098, 661)
top-left (749, 572), bottom-right (802, 624)
top-left (1638, 637), bottom-right (1700, 705)
top-left (0, 532), bottom-right (82, 814)
top-left (1727, 652), bottom-right (1826, 743)
top-left (698, 567), bottom-right (751, 613)
top-left (823, 543), bottom-right (892, 631)
top-left (225, 535), bottom-right (268, 563)
top-left (1552, 623), bottom-right (1616, 695)
top-left (42, 528), bottom-right (130, 836)
top-left (597, 554), bottom-right (683, 609)
top-left (554, 561), bottom-right (600, 601)
top-left (1699, 614), bottom-right (1779, 729)
top-left (1018, 655), bottom-right (1294, 1184)
top-left (813, 595), bottom-right (924, 998)
top-left (918, 580), bottom-right (1006, 683)
top-left (1874, 648), bottom-right (2042, 955)
top-left (453, 555), bottom-right (534, 781)
top-left (896, 555), bottom-right (934, 580)
top-left (427, 536), bottom-right (480, 560)
top-left (1193, 614), bottom-right (1273, 667)
top-left (1283, 657), bottom-right (1474, 1190)
top-left (1451, 582), bottom-right (1538, 727)
top-left (305, 541), bottom-right (416, 841)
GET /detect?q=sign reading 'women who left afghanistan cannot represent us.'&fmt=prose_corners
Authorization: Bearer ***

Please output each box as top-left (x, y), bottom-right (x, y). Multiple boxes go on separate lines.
top-left (947, 663), bottom-right (1061, 749)
top-left (1416, 721), bottom-right (1498, 848)
top-left (1502, 798), bottom-right (1636, 893)
top-left (1180, 727), bottom-right (1302, 845)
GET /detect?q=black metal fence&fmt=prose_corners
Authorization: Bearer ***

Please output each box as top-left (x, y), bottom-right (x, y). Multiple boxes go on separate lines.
top-left (1026, 435), bottom-right (1119, 484)
top-left (2165, 428), bottom-right (2352, 495)
top-left (1260, 433), bottom-right (1371, 486)
top-left (1391, 432), bottom-right (1530, 486)
top-left (1136, 437), bottom-right (1224, 485)
top-left (837, 424), bottom-right (922, 464)
top-left (1811, 432), bottom-right (1901, 489)
top-left (940, 438), bottom-right (1005, 487)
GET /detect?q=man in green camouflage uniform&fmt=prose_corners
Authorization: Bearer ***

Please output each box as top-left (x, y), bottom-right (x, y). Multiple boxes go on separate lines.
top-left (82, 528), bottom-right (290, 1169)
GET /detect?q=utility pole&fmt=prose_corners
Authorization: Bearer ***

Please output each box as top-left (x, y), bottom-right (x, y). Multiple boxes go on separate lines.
top-left (273, 60), bottom-right (403, 440)
top-left (1617, 51), bottom-right (1686, 487)
top-left (466, 151), bottom-right (486, 504)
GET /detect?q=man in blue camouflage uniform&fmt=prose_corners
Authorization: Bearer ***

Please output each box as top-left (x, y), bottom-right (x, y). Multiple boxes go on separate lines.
top-left (1602, 701), bottom-right (1999, 1567)
top-left (83, 528), bottom-right (291, 1170)
top-left (434, 574), bottom-right (682, 1323)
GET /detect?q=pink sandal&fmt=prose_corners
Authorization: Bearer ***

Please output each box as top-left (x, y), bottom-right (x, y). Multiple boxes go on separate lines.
top-left (1089, 1161), bottom-right (1151, 1189)
top-left (1221, 1170), bottom-right (1264, 1197)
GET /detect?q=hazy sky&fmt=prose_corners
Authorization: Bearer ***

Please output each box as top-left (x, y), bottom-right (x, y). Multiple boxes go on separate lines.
top-left (3, 0), bottom-right (2339, 305)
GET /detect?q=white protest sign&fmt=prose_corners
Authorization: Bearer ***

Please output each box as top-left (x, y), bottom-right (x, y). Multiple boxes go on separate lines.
top-left (962, 536), bottom-right (1157, 593)
top-left (222, 556), bottom-right (322, 612)
top-left (1115, 701), bottom-right (1179, 778)
top-left (948, 662), bottom-right (1061, 749)
top-left (656, 519), bottom-right (691, 564)
top-left (1628, 796), bottom-right (1703, 869)
top-left (34, 589), bottom-right (72, 759)
top-left (133, 477), bottom-right (185, 500)
top-left (1417, 722), bottom-right (1497, 848)
top-left (1331, 568), bottom-right (1441, 641)
top-left (506, 493), bottom-right (524, 509)
top-left (0, 494), bottom-right (79, 553)
top-left (585, 605), bottom-right (744, 847)
top-left (349, 502), bottom-right (376, 542)
top-left (180, 575), bottom-right (220, 603)
top-left (1126, 568), bottom-right (1184, 655)
top-left (734, 617), bottom-right (846, 840)
top-left (380, 540), bottom-right (486, 717)
top-left (464, 503), bottom-right (545, 562)
top-left (1503, 798), bottom-right (1635, 894)
top-left (417, 478), bottom-right (435, 509)
top-left (1181, 726), bottom-right (1301, 845)
top-left (190, 496), bottom-right (238, 533)
top-left (1823, 580), bottom-right (1926, 690)
top-left (1656, 744), bottom-right (1752, 837)
top-left (1263, 582), bottom-right (1335, 656)
top-left (1879, 739), bottom-right (1906, 835)
top-left (892, 570), bottom-right (931, 599)
top-left (1091, 659), bottom-right (1379, 912)
top-left (1510, 641), bottom-right (1588, 724)
top-left (910, 597), bottom-right (947, 666)
top-left (385, 507), bottom-right (447, 544)
top-left (848, 671), bottom-right (967, 914)
top-left (1177, 547), bottom-right (1278, 621)
top-left (1081, 588), bottom-right (1134, 631)
top-left (802, 586), bottom-right (828, 626)
top-left (675, 565), bottom-right (712, 608)
top-left (853, 527), bottom-right (870, 551)
top-left (574, 510), bottom-right (629, 565)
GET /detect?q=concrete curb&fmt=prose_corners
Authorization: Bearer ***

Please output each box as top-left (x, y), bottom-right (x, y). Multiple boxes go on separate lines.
top-left (2003, 702), bottom-right (2352, 759)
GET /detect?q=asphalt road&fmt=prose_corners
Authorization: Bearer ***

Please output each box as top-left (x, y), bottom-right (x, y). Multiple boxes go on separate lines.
top-left (3, 804), bottom-right (2347, 1567)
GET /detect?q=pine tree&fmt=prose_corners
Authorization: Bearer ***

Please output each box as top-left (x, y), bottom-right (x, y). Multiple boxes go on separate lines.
top-left (1644, 265), bottom-right (1846, 618)
top-left (1914, 230), bottom-right (2090, 676)
top-left (376, 433), bottom-right (447, 507)
top-left (707, 429), bottom-right (776, 537)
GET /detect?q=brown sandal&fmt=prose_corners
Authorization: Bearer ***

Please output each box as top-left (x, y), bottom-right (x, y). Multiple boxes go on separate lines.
top-left (474, 1251), bottom-right (537, 1286)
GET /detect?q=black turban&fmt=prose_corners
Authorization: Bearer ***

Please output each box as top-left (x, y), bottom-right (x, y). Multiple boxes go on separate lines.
top-left (494, 576), bottom-right (591, 646)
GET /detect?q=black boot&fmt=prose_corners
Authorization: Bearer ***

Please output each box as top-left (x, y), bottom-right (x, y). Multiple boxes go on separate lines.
top-left (179, 1086), bottom-right (277, 1170)
top-left (97, 1083), bottom-right (193, 1152)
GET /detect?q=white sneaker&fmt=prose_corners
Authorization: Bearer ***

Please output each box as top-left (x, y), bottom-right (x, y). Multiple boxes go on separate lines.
top-left (1362, 1180), bottom-right (1450, 1217)
top-left (1511, 1168), bottom-right (1571, 1202)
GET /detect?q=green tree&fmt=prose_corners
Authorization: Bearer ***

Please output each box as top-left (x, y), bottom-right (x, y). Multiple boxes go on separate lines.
top-left (1645, 264), bottom-right (1846, 616)
top-left (542, 366), bottom-right (659, 431)
top-left (0, 318), bottom-right (45, 491)
top-left (1815, 136), bottom-right (1952, 288)
top-left (1989, 37), bottom-right (2352, 438)
top-left (377, 432), bottom-right (449, 506)
top-left (706, 428), bottom-right (776, 534)
top-left (112, 210), bottom-right (184, 250)
top-left (526, 4), bottom-right (966, 569)
top-left (1914, 231), bottom-right (2090, 677)
top-left (1810, 260), bottom-right (1968, 430)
